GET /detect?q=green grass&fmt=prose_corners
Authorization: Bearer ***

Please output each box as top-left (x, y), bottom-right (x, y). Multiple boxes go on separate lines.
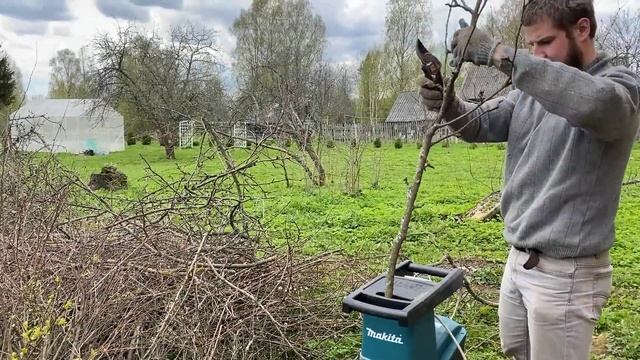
top-left (58, 140), bottom-right (640, 359)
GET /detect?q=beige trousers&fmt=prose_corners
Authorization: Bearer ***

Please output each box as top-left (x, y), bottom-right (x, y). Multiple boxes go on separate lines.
top-left (499, 247), bottom-right (612, 360)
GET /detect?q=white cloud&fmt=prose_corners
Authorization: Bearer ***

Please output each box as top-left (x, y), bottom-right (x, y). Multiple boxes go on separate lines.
top-left (1, 18), bottom-right (49, 35)
top-left (132, 0), bottom-right (184, 9)
top-left (52, 26), bottom-right (72, 37)
top-left (0, 0), bottom-right (72, 21)
top-left (95, 0), bottom-right (150, 21)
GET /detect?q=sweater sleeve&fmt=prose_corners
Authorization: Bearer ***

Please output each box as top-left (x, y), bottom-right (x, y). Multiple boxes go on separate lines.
top-left (506, 53), bottom-right (640, 141)
top-left (449, 89), bottom-right (519, 143)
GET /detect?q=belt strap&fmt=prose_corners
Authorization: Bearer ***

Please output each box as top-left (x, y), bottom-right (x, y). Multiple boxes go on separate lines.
top-left (514, 247), bottom-right (540, 270)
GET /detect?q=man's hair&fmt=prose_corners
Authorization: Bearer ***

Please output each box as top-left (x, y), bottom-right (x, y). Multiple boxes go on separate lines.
top-left (523, 0), bottom-right (597, 38)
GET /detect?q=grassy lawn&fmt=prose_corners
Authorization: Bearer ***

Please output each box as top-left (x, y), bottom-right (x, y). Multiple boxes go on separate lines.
top-left (58, 140), bottom-right (640, 359)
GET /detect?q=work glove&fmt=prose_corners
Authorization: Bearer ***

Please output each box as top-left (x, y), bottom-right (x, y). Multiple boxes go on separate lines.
top-left (450, 22), bottom-right (500, 68)
top-left (420, 78), bottom-right (445, 112)
top-left (419, 78), bottom-right (463, 120)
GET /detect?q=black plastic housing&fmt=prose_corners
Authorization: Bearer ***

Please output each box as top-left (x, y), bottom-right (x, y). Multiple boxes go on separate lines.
top-left (342, 261), bottom-right (464, 326)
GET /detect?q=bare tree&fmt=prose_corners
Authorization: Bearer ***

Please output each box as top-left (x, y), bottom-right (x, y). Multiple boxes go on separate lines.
top-left (357, 47), bottom-right (389, 122)
top-left (384, 0), bottom-right (433, 93)
top-left (232, 0), bottom-right (328, 185)
top-left (481, 0), bottom-right (525, 48)
top-left (311, 63), bottom-right (356, 124)
top-left (597, 8), bottom-right (640, 74)
top-left (48, 49), bottom-right (93, 99)
top-left (93, 24), bottom-right (225, 159)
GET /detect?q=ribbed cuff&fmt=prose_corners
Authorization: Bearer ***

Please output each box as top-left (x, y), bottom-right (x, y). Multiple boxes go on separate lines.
top-left (495, 46), bottom-right (517, 75)
top-left (487, 41), bottom-right (501, 67)
top-left (444, 96), bottom-right (465, 121)
top-left (474, 40), bottom-right (500, 66)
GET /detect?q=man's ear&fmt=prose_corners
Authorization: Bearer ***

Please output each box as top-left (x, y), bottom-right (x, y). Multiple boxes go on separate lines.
top-left (575, 17), bottom-right (591, 40)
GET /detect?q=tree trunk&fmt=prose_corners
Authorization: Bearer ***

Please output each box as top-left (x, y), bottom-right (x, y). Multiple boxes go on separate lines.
top-left (385, 0), bottom-right (485, 297)
top-left (305, 145), bottom-right (326, 186)
top-left (164, 144), bottom-right (175, 160)
top-left (291, 148), bottom-right (318, 186)
top-left (159, 131), bottom-right (177, 160)
top-left (280, 159), bottom-right (291, 188)
top-left (385, 126), bottom-right (436, 297)
top-left (295, 132), bottom-right (325, 186)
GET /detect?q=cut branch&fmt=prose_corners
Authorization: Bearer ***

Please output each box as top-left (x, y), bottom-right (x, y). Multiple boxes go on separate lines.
top-left (385, 0), bottom-right (490, 298)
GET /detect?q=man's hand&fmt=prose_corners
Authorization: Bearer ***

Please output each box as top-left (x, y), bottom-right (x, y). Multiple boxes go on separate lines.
top-left (451, 26), bottom-right (500, 68)
top-left (420, 78), bottom-right (445, 112)
top-left (419, 78), bottom-right (463, 120)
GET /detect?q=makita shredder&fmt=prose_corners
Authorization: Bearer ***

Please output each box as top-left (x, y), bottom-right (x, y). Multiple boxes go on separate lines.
top-left (343, 261), bottom-right (467, 360)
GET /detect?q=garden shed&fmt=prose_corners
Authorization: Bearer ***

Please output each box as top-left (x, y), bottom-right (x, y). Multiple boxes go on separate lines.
top-left (384, 91), bottom-right (438, 141)
top-left (385, 91), bottom-right (438, 125)
top-left (10, 99), bottom-right (125, 154)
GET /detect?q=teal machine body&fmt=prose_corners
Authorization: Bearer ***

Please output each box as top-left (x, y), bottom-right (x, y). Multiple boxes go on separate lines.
top-left (342, 261), bottom-right (467, 360)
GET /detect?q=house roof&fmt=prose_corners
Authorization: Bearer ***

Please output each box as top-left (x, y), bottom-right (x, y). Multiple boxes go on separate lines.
top-left (11, 99), bottom-right (120, 119)
top-left (385, 64), bottom-right (511, 124)
top-left (458, 64), bottom-right (511, 103)
top-left (385, 91), bottom-right (438, 123)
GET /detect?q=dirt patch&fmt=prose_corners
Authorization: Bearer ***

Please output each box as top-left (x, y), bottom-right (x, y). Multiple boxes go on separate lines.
top-left (591, 333), bottom-right (608, 356)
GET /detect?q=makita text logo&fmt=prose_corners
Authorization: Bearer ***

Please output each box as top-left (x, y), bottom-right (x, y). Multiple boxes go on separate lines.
top-left (365, 328), bottom-right (404, 345)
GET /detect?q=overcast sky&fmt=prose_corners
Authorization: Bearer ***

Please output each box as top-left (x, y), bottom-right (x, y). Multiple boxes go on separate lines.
top-left (0, 0), bottom-right (637, 98)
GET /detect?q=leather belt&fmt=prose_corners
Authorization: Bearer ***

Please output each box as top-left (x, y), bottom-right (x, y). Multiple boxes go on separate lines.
top-left (514, 247), bottom-right (540, 270)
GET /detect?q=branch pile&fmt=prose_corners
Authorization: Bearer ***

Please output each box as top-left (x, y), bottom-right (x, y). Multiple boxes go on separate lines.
top-left (0, 141), bottom-right (364, 359)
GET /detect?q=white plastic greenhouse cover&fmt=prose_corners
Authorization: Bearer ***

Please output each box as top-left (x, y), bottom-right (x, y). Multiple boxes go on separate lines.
top-left (10, 99), bottom-right (125, 154)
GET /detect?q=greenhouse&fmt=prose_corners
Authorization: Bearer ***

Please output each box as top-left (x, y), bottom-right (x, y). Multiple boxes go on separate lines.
top-left (10, 99), bottom-right (125, 154)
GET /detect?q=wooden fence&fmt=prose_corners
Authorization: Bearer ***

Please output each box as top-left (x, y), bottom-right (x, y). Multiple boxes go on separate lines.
top-left (189, 121), bottom-right (460, 147)
top-left (316, 122), bottom-right (459, 143)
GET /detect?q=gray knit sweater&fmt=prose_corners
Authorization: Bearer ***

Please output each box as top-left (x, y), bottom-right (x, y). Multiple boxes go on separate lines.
top-left (451, 53), bottom-right (640, 258)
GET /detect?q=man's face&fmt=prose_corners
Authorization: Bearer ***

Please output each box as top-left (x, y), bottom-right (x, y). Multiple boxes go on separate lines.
top-left (524, 16), bottom-right (584, 69)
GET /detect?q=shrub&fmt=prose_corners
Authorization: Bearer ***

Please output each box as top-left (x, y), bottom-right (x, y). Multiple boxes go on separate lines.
top-left (394, 138), bottom-right (403, 149)
top-left (442, 141), bottom-right (450, 148)
top-left (326, 140), bottom-right (335, 149)
top-left (192, 140), bottom-right (200, 147)
top-left (141, 134), bottom-right (152, 145)
top-left (416, 141), bottom-right (422, 149)
top-left (350, 139), bottom-right (357, 148)
top-left (126, 132), bottom-right (136, 145)
top-left (497, 143), bottom-right (506, 150)
top-left (373, 138), bottom-right (382, 148)
top-left (469, 143), bottom-right (478, 150)
top-left (284, 138), bottom-right (292, 148)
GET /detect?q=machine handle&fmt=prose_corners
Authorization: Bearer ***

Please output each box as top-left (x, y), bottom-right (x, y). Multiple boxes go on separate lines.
top-left (396, 261), bottom-right (465, 304)
top-left (342, 262), bottom-right (465, 326)
top-left (405, 263), bottom-right (451, 278)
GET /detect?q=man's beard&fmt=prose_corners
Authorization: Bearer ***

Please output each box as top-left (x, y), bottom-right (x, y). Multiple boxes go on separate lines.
top-left (565, 35), bottom-right (584, 69)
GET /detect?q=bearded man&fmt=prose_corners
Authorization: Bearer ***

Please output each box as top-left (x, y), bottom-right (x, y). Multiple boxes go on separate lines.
top-left (420, 1), bottom-right (640, 359)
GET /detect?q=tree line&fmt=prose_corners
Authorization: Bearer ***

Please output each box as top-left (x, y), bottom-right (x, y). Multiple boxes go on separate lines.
top-left (6, 0), bottom-right (432, 159)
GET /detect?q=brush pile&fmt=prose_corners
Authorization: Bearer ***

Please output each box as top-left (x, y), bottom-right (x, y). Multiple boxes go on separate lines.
top-left (0, 139), bottom-right (365, 359)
